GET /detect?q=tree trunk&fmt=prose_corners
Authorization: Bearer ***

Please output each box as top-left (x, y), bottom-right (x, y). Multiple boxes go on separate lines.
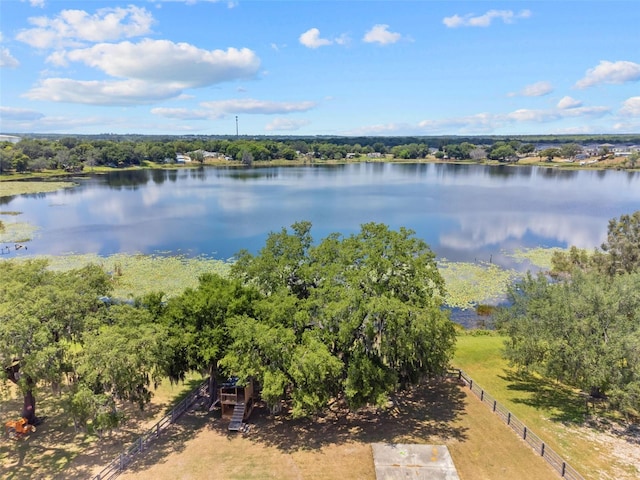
top-left (208, 362), bottom-right (218, 408)
top-left (22, 389), bottom-right (37, 425)
top-left (4, 363), bottom-right (37, 424)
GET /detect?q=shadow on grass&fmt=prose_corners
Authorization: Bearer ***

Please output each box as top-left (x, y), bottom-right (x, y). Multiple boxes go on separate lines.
top-left (162, 377), bottom-right (207, 414)
top-left (499, 370), bottom-right (587, 424)
top-left (217, 379), bottom-right (469, 453)
top-left (0, 387), bottom-right (171, 480)
top-left (120, 379), bottom-right (469, 474)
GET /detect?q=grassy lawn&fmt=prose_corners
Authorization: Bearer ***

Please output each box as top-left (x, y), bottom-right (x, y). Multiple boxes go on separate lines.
top-left (2, 372), bottom-right (562, 480)
top-left (7, 336), bottom-right (637, 479)
top-left (453, 334), bottom-right (640, 480)
top-left (117, 381), bottom-right (558, 480)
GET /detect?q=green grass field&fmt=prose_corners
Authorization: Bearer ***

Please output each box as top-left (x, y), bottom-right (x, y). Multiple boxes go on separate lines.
top-left (453, 334), bottom-right (639, 480)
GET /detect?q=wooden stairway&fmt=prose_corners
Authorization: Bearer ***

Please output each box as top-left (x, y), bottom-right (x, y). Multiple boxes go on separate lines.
top-left (228, 402), bottom-right (245, 431)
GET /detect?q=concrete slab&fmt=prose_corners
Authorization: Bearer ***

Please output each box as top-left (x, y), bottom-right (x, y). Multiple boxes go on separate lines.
top-left (371, 443), bottom-right (460, 480)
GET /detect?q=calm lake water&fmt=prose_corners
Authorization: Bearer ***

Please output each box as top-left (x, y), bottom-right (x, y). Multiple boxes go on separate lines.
top-left (2, 163), bottom-right (639, 270)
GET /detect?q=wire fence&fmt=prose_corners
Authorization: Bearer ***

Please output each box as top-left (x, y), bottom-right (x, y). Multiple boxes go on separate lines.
top-left (91, 379), bottom-right (209, 480)
top-left (453, 369), bottom-right (585, 480)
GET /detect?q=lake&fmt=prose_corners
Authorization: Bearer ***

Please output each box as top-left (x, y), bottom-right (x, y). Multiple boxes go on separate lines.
top-left (2, 163), bottom-right (639, 270)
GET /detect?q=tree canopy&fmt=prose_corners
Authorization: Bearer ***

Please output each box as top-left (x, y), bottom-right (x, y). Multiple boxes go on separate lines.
top-left (497, 210), bottom-right (640, 417)
top-left (223, 222), bottom-right (456, 416)
top-left (158, 273), bottom-right (260, 401)
top-left (0, 260), bottom-right (168, 430)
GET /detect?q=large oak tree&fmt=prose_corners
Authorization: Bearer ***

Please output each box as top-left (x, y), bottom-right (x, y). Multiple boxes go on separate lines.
top-left (224, 222), bottom-right (456, 416)
top-left (0, 260), bottom-right (168, 428)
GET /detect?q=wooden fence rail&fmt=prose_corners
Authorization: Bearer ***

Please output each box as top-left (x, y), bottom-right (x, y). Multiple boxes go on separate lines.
top-left (453, 369), bottom-right (585, 480)
top-left (92, 380), bottom-right (209, 480)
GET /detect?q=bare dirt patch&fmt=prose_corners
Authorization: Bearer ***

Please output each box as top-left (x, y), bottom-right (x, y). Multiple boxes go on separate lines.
top-left (576, 419), bottom-right (640, 480)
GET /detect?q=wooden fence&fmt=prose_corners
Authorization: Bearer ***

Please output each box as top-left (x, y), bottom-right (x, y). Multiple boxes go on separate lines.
top-left (91, 380), bottom-right (209, 480)
top-left (92, 371), bottom-right (585, 480)
top-left (454, 369), bottom-right (585, 480)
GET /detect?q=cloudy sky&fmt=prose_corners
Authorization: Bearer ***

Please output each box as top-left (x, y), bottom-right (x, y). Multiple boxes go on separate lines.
top-left (1, 0), bottom-right (639, 136)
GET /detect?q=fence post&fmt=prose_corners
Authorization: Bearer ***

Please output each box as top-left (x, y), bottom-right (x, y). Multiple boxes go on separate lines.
top-left (458, 370), bottom-right (462, 380)
top-left (507, 412), bottom-right (511, 425)
top-left (469, 379), bottom-right (473, 390)
top-left (139, 436), bottom-right (143, 452)
top-left (541, 443), bottom-right (545, 457)
top-left (481, 390), bottom-right (484, 401)
top-left (493, 400), bottom-right (497, 412)
top-left (523, 426), bottom-right (527, 440)
top-left (120, 453), bottom-right (125, 471)
top-left (562, 462), bottom-right (566, 477)
top-left (156, 423), bottom-right (160, 437)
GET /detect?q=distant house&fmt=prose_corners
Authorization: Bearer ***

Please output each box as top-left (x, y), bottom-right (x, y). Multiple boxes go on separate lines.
top-left (367, 152), bottom-right (383, 158)
top-left (193, 149), bottom-right (219, 159)
top-left (175, 154), bottom-right (192, 163)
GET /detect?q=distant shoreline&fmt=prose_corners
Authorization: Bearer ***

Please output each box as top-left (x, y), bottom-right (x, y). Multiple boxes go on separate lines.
top-left (1, 154), bottom-right (637, 187)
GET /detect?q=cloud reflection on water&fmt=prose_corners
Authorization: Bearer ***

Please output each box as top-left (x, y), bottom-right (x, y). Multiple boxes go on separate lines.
top-left (5, 164), bottom-right (639, 262)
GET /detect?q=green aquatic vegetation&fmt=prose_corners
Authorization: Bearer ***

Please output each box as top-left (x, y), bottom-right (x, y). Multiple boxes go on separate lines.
top-left (0, 211), bottom-right (22, 215)
top-left (0, 181), bottom-right (76, 197)
top-left (507, 247), bottom-right (567, 270)
top-left (439, 260), bottom-right (519, 309)
top-left (0, 222), bottom-right (39, 243)
top-left (32, 253), bottom-right (232, 300)
top-left (6, 248), bottom-right (559, 309)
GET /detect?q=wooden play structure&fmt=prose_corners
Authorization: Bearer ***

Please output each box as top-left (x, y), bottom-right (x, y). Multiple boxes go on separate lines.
top-left (217, 378), bottom-right (255, 431)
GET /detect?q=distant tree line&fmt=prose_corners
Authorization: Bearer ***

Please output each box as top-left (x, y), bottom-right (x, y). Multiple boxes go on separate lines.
top-left (1, 133), bottom-right (639, 174)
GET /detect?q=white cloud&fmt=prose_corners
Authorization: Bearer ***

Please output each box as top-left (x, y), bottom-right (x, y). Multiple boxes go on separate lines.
top-left (507, 106), bottom-right (609, 122)
top-left (150, 107), bottom-right (214, 120)
top-left (575, 60), bottom-right (640, 88)
top-left (507, 109), bottom-right (560, 123)
top-left (24, 78), bottom-right (184, 105)
top-left (362, 24), bottom-right (401, 45)
top-left (0, 106), bottom-right (44, 121)
top-left (22, 0), bottom-right (45, 7)
top-left (26, 42), bottom-right (261, 104)
top-left (0, 33), bottom-right (19, 68)
top-left (199, 98), bottom-right (317, 114)
top-left (299, 28), bottom-right (333, 49)
top-left (265, 118), bottom-right (311, 131)
top-left (419, 113), bottom-right (497, 134)
top-left (148, 0), bottom-right (232, 4)
top-left (57, 40), bottom-right (260, 88)
top-left (16, 6), bottom-right (154, 49)
top-left (151, 99), bottom-right (317, 120)
top-left (613, 121), bottom-right (640, 133)
top-left (557, 96), bottom-right (583, 109)
top-left (412, 103), bottom-right (611, 135)
top-left (508, 81), bottom-right (553, 97)
top-left (335, 34), bottom-right (351, 46)
top-left (620, 97), bottom-right (640, 116)
top-left (443, 9), bottom-right (531, 28)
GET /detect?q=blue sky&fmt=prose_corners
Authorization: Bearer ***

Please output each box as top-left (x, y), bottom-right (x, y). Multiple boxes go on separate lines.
top-left (1, 0), bottom-right (639, 136)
